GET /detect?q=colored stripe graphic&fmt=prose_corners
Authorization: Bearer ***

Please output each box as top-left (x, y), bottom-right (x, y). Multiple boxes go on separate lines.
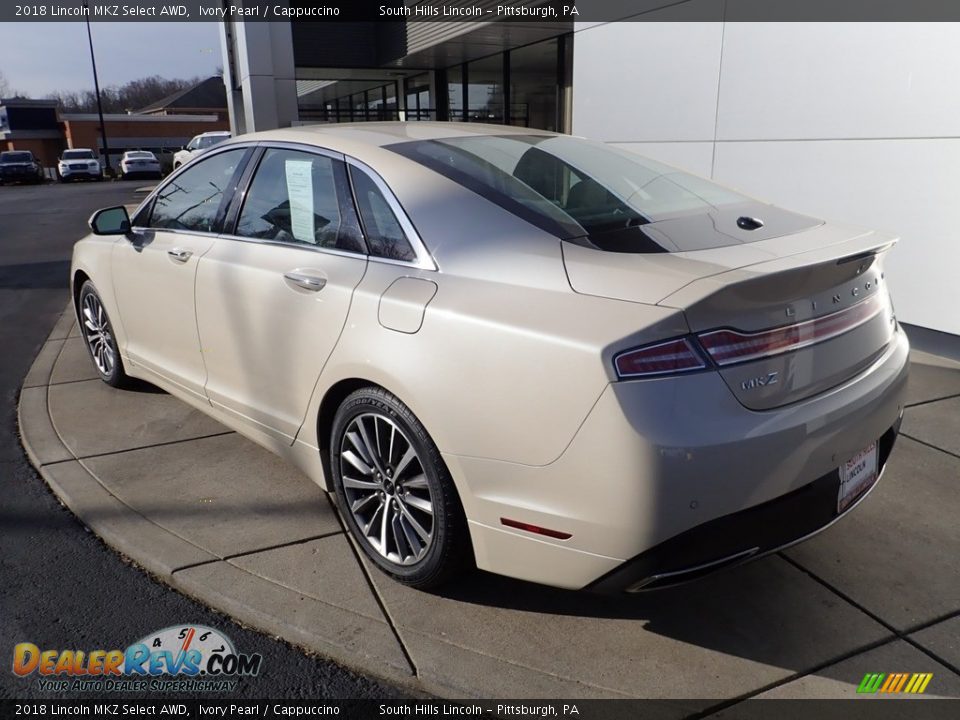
top-left (857, 673), bottom-right (885, 693)
top-left (858, 672), bottom-right (932, 694)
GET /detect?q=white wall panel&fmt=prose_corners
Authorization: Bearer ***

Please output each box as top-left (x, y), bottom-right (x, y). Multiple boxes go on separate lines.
top-left (572, 21), bottom-right (723, 141)
top-left (571, 20), bottom-right (960, 335)
top-left (716, 23), bottom-right (960, 141)
top-left (714, 138), bottom-right (960, 336)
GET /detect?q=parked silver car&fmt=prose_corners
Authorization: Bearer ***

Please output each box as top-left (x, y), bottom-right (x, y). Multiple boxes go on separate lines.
top-left (71, 123), bottom-right (908, 591)
top-left (172, 131), bottom-right (231, 170)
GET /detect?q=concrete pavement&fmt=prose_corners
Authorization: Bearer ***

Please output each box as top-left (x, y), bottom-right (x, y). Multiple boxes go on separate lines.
top-left (19, 309), bottom-right (960, 709)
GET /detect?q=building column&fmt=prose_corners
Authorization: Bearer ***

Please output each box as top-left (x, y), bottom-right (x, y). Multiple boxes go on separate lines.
top-left (219, 1), bottom-right (298, 134)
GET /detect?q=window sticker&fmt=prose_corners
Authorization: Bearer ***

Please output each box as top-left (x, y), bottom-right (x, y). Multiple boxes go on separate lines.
top-left (285, 160), bottom-right (315, 243)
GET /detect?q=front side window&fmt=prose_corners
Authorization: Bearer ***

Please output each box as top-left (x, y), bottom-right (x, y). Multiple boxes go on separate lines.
top-left (235, 148), bottom-right (364, 253)
top-left (349, 167), bottom-right (416, 262)
top-left (149, 148), bottom-right (246, 233)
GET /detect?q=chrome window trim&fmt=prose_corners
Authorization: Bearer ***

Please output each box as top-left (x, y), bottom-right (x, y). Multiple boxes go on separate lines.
top-left (215, 231), bottom-right (370, 262)
top-left (129, 227), bottom-right (219, 240)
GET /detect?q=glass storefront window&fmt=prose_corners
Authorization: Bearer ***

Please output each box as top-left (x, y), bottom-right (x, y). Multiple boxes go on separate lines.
top-left (467, 54), bottom-right (503, 124)
top-left (447, 66), bottom-right (465, 122)
top-left (385, 83), bottom-right (398, 113)
top-left (404, 74), bottom-right (433, 121)
top-left (509, 38), bottom-right (560, 131)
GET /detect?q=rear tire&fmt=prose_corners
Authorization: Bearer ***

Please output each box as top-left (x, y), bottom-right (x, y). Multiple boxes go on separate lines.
top-left (78, 281), bottom-right (131, 389)
top-left (331, 387), bottom-right (471, 590)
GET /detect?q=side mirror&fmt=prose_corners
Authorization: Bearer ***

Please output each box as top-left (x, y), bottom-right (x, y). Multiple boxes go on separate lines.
top-left (89, 206), bottom-right (131, 235)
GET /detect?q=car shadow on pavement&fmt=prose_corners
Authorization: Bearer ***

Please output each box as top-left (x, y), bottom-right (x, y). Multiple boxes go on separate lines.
top-left (122, 377), bottom-right (167, 394)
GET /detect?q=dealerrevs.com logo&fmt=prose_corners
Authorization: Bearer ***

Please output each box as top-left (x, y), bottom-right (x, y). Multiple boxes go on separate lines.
top-left (13, 625), bottom-right (262, 693)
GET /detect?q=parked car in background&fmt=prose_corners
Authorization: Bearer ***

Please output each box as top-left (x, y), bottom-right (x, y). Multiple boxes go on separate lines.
top-left (57, 149), bottom-right (103, 182)
top-left (119, 151), bottom-right (163, 180)
top-left (71, 123), bottom-right (908, 593)
top-left (0, 150), bottom-right (45, 185)
top-left (172, 131), bottom-right (231, 170)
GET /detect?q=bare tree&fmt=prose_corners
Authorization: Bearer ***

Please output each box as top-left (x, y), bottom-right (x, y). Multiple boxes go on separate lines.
top-left (48, 75), bottom-right (205, 114)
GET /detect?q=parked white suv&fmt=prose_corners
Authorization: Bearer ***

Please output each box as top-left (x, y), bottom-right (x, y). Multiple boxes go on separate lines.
top-left (172, 131), bottom-right (231, 170)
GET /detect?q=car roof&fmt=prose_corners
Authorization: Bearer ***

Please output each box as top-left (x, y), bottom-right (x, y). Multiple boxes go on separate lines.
top-left (63, 148), bottom-right (95, 152)
top-left (221, 121), bottom-right (560, 166)
top-left (197, 131), bottom-right (231, 137)
top-left (241, 121), bottom-right (556, 147)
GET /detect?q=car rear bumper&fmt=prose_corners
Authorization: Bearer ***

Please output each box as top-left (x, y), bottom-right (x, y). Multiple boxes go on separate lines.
top-left (448, 328), bottom-right (910, 590)
top-left (586, 418), bottom-right (900, 592)
top-left (121, 166), bottom-right (160, 175)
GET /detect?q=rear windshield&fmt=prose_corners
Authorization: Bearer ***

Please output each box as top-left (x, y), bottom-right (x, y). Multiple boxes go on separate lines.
top-left (125, 152), bottom-right (154, 159)
top-left (63, 150), bottom-right (95, 160)
top-left (1, 152), bottom-right (33, 163)
top-left (389, 135), bottom-right (751, 253)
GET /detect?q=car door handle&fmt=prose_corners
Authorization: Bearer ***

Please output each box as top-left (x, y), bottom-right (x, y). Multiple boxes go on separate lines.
top-left (283, 272), bottom-right (327, 292)
top-left (167, 248), bottom-right (193, 263)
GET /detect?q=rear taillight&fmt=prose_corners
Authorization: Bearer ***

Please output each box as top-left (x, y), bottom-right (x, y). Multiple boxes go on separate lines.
top-left (614, 293), bottom-right (887, 379)
top-left (614, 338), bottom-right (706, 379)
top-left (698, 293), bottom-right (885, 367)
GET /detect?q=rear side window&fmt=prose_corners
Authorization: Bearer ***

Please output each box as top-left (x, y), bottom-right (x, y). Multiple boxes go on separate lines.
top-left (149, 148), bottom-right (246, 233)
top-left (235, 148), bottom-right (365, 253)
top-left (349, 167), bottom-right (416, 263)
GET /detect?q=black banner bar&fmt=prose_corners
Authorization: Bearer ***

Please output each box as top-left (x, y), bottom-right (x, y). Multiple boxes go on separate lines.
top-left (1, 699), bottom-right (960, 720)
top-left (5, 0), bottom-right (960, 24)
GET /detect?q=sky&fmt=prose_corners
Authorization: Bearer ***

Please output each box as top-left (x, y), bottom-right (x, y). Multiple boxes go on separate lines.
top-left (0, 22), bottom-right (222, 97)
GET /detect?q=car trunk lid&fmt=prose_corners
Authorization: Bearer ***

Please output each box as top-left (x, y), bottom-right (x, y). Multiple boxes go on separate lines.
top-left (563, 221), bottom-right (898, 409)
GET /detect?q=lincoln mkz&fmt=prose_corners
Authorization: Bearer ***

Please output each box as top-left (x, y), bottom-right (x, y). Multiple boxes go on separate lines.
top-left (71, 123), bottom-right (908, 592)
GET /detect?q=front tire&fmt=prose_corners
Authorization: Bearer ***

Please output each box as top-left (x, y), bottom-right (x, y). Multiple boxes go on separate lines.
top-left (78, 281), bottom-right (130, 388)
top-left (331, 387), bottom-right (471, 590)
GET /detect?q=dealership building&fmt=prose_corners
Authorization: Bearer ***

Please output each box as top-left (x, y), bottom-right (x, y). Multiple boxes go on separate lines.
top-left (219, 6), bottom-right (959, 346)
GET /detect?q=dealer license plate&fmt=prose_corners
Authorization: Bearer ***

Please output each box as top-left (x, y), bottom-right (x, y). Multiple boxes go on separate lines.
top-left (838, 441), bottom-right (878, 513)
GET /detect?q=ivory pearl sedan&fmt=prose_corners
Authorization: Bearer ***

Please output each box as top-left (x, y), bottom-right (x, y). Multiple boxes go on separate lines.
top-left (71, 123), bottom-right (908, 591)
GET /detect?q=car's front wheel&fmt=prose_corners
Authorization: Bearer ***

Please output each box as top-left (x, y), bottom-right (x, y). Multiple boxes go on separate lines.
top-left (331, 387), bottom-right (471, 589)
top-left (78, 281), bottom-right (130, 388)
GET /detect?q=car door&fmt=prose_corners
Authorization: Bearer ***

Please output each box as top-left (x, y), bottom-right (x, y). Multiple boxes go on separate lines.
top-left (112, 147), bottom-right (250, 400)
top-left (194, 145), bottom-right (369, 442)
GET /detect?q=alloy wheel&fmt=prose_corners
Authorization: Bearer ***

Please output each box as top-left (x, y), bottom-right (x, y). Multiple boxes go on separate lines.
top-left (339, 413), bottom-right (434, 566)
top-left (81, 292), bottom-right (116, 377)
